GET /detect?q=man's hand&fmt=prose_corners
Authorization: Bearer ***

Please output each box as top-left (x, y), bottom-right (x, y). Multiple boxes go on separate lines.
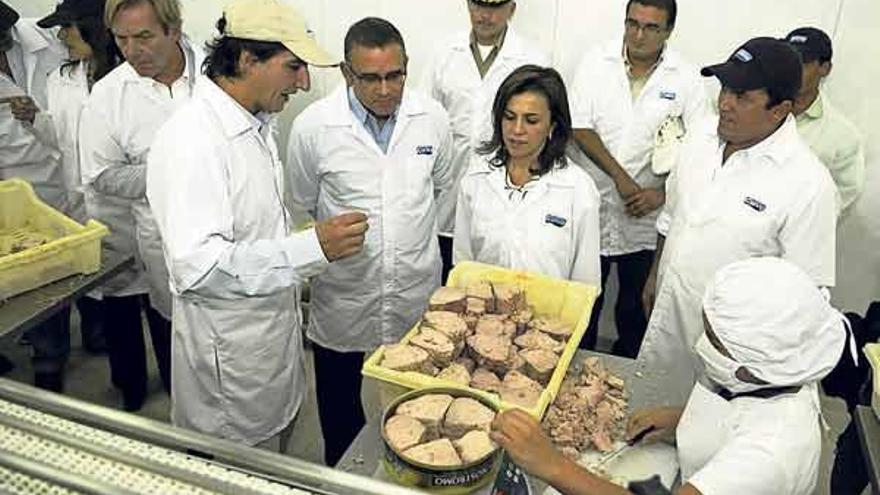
top-left (625, 188), bottom-right (665, 218)
top-left (315, 211), bottom-right (368, 261)
top-left (614, 174), bottom-right (641, 201)
top-left (1, 96), bottom-right (38, 125)
top-left (626, 407), bottom-right (682, 445)
top-left (490, 409), bottom-right (567, 482)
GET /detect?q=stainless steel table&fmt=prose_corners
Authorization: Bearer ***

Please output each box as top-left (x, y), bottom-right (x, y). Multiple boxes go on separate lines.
top-left (0, 250), bottom-right (132, 339)
top-left (854, 405), bottom-right (880, 494)
top-left (338, 350), bottom-right (670, 493)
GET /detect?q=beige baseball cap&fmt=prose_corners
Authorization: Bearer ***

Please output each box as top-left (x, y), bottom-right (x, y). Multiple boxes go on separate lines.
top-left (223, 0), bottom-right (338, 67)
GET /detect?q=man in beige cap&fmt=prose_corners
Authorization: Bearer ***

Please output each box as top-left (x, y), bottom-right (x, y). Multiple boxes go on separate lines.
top-left (146, 0), bottom-right (368, 450)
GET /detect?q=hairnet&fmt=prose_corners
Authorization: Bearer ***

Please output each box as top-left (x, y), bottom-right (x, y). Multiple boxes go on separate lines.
top-left (702, 257), bottom-right (849, 387)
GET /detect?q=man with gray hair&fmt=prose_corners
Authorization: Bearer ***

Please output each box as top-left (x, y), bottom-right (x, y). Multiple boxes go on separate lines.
top-left (79, 0), bottom-right (199, 411)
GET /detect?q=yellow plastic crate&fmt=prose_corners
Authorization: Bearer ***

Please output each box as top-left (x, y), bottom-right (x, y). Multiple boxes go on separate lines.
top-left (362, 261), bottom-right (599, 418)
top-left (0, 179), bottom-right (108, 301)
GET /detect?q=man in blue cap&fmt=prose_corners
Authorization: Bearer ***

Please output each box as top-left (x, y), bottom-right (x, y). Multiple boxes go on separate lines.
top-left (639, 37), bottom-right (838, 404)
top-left (785, 27), bottom-right (865, 217)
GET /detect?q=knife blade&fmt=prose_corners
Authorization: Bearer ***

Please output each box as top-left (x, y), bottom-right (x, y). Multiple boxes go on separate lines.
top-left (593, 425), bottom-right (657, 470)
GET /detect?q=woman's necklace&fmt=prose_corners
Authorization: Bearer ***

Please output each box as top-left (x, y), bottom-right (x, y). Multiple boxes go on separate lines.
top-left (504, 164), bottom-right (540, 201)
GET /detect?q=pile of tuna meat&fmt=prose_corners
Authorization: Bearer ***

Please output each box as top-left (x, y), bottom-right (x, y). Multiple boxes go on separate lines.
top-left (541, 357), bottom-right (628, 458)
top-left (379, 281), bottom-right (574, 407)
top-left (384, 393), bottom-right (498, 468)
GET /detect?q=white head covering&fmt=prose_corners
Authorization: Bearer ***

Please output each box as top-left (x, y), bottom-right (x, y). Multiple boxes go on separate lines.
top-left (702, 257), bottom-right (851, 387)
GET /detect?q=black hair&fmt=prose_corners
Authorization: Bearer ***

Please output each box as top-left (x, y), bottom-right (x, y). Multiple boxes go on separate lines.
top-left (202, 15), bottom-right (288, 80)
top-left (626, 0), bottom-right (676, 28)
top-left (343, 17), bottom-right (406, 64)
top-left (59, 17), bottom-right (123, 82)
top-left (765, 71), bottom-right (802, 109)
top-left (478, 65), bottom-right (572, 176)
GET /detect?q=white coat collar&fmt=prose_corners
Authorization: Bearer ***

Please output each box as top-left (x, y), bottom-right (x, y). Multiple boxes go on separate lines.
top-left (468, 156), bottom-right (578, 190)
top-left (117, 35), bottom-right (202, 87)
top-left (449, 27), bottom-right (530, 62)
top-left (721, 115), bottom-right (800, 167)
top-left (196, 76), bottom-right (267, 139)
top-left (600, 38), bottom-right (684, 74)
top-left (11, 21), bottom-right (51, 54)
top-left (324, 84), bottom-right (428, 127)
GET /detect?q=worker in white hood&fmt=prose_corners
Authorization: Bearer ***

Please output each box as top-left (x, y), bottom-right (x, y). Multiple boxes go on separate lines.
top-left (491, 257), bottom-right (853, 495)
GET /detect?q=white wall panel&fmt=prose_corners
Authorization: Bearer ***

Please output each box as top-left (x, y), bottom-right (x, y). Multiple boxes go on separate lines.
top-left (7, 0), bottom-right (879, 311)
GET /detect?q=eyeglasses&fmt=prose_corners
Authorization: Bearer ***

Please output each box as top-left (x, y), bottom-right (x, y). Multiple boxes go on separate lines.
top-left (345, 63), bottom-right (407, 87)
top-left (624, 18), bottom-right (667, 37)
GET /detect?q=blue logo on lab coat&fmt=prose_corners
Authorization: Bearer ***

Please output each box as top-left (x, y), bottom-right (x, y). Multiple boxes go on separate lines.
top-left (743, 196), bottom-right (766, 212)
top-left (659, 90), bottom-right (677, 100)
top-left (545, 214), bottom-right (567, 227)
top-left (416, 145), bottom-right (434, 156)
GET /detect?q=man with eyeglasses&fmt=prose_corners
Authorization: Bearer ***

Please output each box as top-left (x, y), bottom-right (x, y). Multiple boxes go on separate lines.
top-left (424, 0), bottom-right (548, 280)
top-left (286, 17), bottom-right (453, 466)
top-left (570, 0), bottom-right (709, 358)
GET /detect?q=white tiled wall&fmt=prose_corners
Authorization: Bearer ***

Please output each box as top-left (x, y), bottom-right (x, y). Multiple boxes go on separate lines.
top-left (10, 0), bottom-right (879, 313)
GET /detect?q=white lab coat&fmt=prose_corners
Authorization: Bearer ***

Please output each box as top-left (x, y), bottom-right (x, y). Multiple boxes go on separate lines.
top-left (287, 86), bottom-right (454, 352)
top-left (31, 62), bottom-right (90, 221)
top-left (79, 38), bottom-right (202, 312)
top-left (147, 76), bottom-right (328, 445)
top-left (0, 19), bottom-right (65, 208)
top-left (453, 157), bottom-right (601, 287)
top-left (636, 116), bottom-right (837, 404)
top-left (423, 28), bottom-right (549, 234)
top-left (569, 40), bottom-right (711, 256)
top-left (676, 381), bottom-right (821, 495)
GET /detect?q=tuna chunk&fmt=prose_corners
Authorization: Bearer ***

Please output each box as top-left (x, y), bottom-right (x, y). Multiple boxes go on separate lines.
top-left (499, 370), bottom-right (543, 407)
top-left (402, 438), bottom-right (462, 468)
top-left (454, 356), bottom-right (476, 374)
top-left (453, 430), bottom-right (497, 464)
top-left (465, 281), bottom-right (495, 312)
top-left (514, 330), bottom-right (565, 353)
top-left (466, 297), bottom-right (487, 317)
top-left (381, 344), bottom-right (431, 373)
top-left (429, 287), bottom-right (467, 314)
top-left (443, 397), bottom-right (496, 438)
top-left (470, 368), bottom-right (502, 393)
top-left (411, 328), bottom-right (458, 367)
top-left (511, 309), bottom-right (534, 334)
top-left (467, 333), bottom-right (511, 373)
top-left (397, 394), bottom-right (454, 437)
top-left (531, 317), bottom-right (573, 341)
top-left (506, 346), bottom-right (525, 373)
top-left (475, 315), bottom-right (516, 340)
top-left (520, 348), bottom-right (560, 384)
top-left (422, 311), bottom-right (469, 343)
top-left (493, 283), bottom-right (526, 315)
top-left (436, 362), bottom-right (471, 386)
top-left (385, 415), bottom-right (427, 452)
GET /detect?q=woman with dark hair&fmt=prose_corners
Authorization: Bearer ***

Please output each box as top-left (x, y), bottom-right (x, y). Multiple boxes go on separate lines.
top-left (33, 0), bottom-right (121, 222)
top-left (453, 65), bottom-right (601, 286)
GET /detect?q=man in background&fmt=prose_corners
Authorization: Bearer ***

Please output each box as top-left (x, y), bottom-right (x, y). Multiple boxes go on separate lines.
top-left (424, 0), bottom-right (548, 279)
top-left (786, 26), bottom-right (865, 217)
